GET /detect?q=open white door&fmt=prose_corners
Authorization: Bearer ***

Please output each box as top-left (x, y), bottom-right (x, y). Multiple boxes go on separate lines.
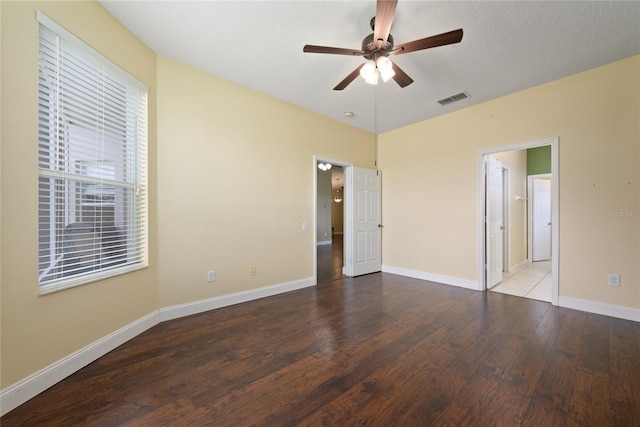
top-left (486, 156), bottom-right (504, 288)
top-left (532, 178), bottom-right (552, 261)
top-left (347, 166), bottom-right (381, 276)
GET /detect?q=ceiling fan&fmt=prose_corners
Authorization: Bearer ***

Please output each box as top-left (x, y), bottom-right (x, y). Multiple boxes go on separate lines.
top-left (303, 0), bottom-right (463, 90)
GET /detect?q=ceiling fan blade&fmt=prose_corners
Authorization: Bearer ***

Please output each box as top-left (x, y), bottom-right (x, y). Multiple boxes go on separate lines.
top-left (394, 28), bottom-right (463, 55)
top-left (373, 0), bottom-right (398, 48)
top-left (334, 64), bottom-right (365, 91)
top-left (303, 45), bottom-right (365, 56)
top-left (391, 61), bottom-right (413, 88)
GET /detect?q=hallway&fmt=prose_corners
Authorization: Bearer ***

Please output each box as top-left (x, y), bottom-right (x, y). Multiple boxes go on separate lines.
top-left (490, 261), bottom-right (552, 302)
top-left (316, 234), bottom-right (343, 283)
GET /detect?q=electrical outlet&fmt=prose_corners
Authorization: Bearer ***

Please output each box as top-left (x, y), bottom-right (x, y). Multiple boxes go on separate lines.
top-left (400, 250), bottom-right (406, 259)
top-left (207, 270), bottom-right (216, 283)
top-left (249, 266), bottom-right (257, 276)
top-left (608, 273), bottom-right (620, 287)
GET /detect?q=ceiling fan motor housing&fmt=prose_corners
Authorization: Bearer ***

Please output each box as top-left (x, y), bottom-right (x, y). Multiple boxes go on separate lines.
top-left (362, 33), bottom-right (394, 60)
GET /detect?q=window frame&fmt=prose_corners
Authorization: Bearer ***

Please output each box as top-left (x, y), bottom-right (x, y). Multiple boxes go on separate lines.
top-left (37, 12), bottom-right (149, 295)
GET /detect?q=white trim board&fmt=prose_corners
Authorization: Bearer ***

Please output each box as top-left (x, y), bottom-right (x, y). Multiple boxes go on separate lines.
top-left (383, 265), bottom-right (640, 323)
top-left (159, 277), bottom-right (315, 321)
top-left (0, 277), bottom-right (315, 416)
top-left (559, 296), bottom-right (640, 322)
top-left (508, 259), bottom-right (530, 273)
top-left (382, 265), bottom-right (479, 290)
top-left (0, 311), bottom-right (160, 416)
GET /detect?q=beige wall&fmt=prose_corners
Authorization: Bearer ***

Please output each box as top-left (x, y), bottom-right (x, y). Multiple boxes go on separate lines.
top-left (2, 0), bottom-right (637, 405)
top-left (379, 56), bottom-right (640, 309)
top-left (0, 1), bottom-right (158, 388)
top-left (155, 56), bottom-right (374, 307)
top-left (0, 1), bottom-right (375, 394)
top-left (493, 150), bottom-right (528, 269)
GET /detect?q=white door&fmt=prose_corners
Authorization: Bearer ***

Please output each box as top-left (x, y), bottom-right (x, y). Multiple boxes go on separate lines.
top-left (486, 156), bottom-right (504, 288)
top-left (349, 167), bottom-right (381, 276)
top-left (532, 178), bottom-right (552, 261)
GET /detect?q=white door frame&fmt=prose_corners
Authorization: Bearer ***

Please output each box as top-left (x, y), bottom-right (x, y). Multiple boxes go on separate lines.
top-left (477, 137), bottom-right (559, 306)
top-left (528, 173), bottom-right (552, 262)
top-left (486, 155), bottom-right (505, 288)
top-left (313, 156), bottom-right (354, 283)
top-left (502, 165), bottom-right (511, 272)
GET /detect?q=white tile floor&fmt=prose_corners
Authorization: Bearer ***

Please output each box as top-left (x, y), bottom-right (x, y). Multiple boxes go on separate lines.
top-left (490, 260), bottom-right (552, 302)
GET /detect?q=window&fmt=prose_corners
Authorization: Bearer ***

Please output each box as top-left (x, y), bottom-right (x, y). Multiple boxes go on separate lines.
top-left (37, 12), bottom-right (148, 294)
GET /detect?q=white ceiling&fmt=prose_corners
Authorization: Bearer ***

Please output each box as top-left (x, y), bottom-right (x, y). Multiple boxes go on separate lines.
top-left (99, 1), bottom-right (640, 134)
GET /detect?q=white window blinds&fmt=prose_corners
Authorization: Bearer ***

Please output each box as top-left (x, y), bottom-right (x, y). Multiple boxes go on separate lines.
top-left (37, 12), bottom-right (149, 294)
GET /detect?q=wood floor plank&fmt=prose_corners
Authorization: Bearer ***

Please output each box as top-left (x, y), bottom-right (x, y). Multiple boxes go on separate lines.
top-left (2, 273), bottom-right (639, 426)
top-left (382, 294), bottom-right (545, 425)
top-left (475, 304), bottom-right (566, 425)
top-left (520, 308), bottom-right (586, 426)
top-left (299, 287), bottom-right (482, 425)
top-left (608, 317), bottom-right (640, 425)
top-left (433, 296), bottom-right (553, 425)
top-left (566, 367), bottom-right (611, 426)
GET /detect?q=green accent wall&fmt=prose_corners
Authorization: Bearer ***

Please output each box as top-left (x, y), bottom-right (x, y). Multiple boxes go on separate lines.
top-left (527, 146), bottom-right (551, 175)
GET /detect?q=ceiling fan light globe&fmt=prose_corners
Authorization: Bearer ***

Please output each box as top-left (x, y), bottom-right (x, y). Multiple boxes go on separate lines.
top-left (376, 57), bottom-right (396, 82)
top-left (379, 67), bottom-right (395, 82)
top-left (360, 61), bottom-right (378, 85)
top-left (376, 56), bottom-right (392, 71)
top-left (365, 75), bottom-right (379, 85)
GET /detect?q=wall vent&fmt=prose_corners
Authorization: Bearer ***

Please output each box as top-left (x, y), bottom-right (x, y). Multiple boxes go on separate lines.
top-left (437, 91), bottom-right (470, 106)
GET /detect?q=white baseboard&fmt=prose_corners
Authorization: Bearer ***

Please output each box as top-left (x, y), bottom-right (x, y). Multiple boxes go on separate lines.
top-left (382, 265), bottom-right (480, 290)
top-left (1, 277), bottom-right (316, 416)
top-left (559, 296), bottom-right (640, 322)
top-left (382, 266), bottom-right (639, 322)
top-left (317, 240), bottom-right (332, 246)
top-left (159, 277), bottom-right (315, 321)
top-left (0, 311), bottom-right (160, 416)
top-left (508, 259), bottom-right (529, 273)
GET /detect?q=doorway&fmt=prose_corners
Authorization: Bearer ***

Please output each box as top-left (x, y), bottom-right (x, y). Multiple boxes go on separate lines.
top-left (314, 158), bottom-right (382, 284)
top-left (316, 163), bottom-right (345, 283)
top-left (478, 137), bottom-right (559, 305)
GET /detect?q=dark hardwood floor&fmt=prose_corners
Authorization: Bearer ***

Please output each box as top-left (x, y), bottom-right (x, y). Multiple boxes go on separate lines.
top-left (3, 272), bottom-right (640, 426)
top-left (316, 234), bottom-right (343, 284)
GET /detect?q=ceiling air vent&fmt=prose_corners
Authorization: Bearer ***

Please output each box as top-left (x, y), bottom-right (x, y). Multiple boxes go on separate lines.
top-left (437, 91), bottom-right (470, 106)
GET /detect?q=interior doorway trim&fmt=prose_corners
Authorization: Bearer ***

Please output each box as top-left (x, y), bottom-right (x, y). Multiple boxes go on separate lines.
top-left (477, 137), bottom-right (559, 306)
top-left (313, 156), bottom-right (353, 284)
top-left (502, 165), bottom-right (511, 273)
